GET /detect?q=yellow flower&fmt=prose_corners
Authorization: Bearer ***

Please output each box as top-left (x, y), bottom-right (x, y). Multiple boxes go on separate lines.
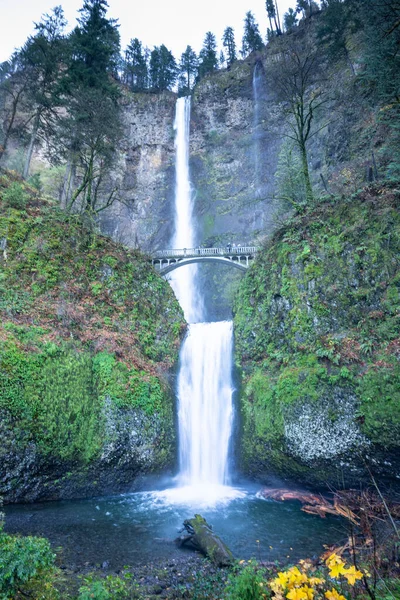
top-left (286, 585), bottom-right (315, 600)
top-left (277, 571), bottom-right (290, 587)
top-left (343, 565), bottom-right (363, 586)
top-left (326, 554), bottom-right (344, 568)
top-left (325, 589), bottom-right (346, 600)
top-left (328, 563), bottom-right (347, 579)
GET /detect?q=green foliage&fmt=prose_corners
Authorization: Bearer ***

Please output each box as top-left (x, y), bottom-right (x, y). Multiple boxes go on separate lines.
top-left (1, 182), bottom-right (28, 209)
top-left (234, 185), bottom-right (400, 473)
top-left (178, 45), bottom-right (198, 95)
top-left (198, 32), bottom-right (218, 79)
top-left (222, 27), bottom-right (237, 67)
top-left (27, 348), bottom-right (103, 461)
top-left (0, 178), bottom-right (184, 473)
top-left (0, 531), bottom-right (57, 600)
top-left (241, 12), bottom-right (264, 56)
top-left (224, 561), bottom-right (270, 600)
top-left (358, 363), bottom-right (400, 447)
top-left (93, 352), bottom-right (165, 415)
top-left (275, 140), bottom-right (306, 210)
top-left (149, 45), bottom-right (177, 91)
top-left (78, 571), bottom-right (135, 600)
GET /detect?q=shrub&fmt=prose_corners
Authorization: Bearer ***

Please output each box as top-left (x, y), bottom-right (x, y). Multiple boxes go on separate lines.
top-left (2, 182), bottom-right (28, 209)
top-left (0, 530), bottom-right (57, 599)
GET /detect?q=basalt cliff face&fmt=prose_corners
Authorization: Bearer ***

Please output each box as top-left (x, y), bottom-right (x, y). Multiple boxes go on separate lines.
top-left (100, 57), bottom-right (282, 252)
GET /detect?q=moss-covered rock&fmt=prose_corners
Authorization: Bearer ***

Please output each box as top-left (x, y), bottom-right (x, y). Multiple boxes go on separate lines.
top-left (0, 172), bottom-right (186, 503)
top-left (233, 183), bottom-right (400, 487)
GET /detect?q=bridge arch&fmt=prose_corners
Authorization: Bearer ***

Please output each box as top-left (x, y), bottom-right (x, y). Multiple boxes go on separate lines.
top-left (159, 256), bottom-right (248, 275)
top-left (151, 246), bottom-right (258, 276)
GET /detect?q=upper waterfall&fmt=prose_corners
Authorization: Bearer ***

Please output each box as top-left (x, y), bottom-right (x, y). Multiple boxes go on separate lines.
top-left (168, 97), bottom-right (204, 323)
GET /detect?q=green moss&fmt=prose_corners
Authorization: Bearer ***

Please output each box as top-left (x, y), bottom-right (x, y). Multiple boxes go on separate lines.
top-left (357, 363), bottom-right (400, 447)
top-left (0, 174), bottom-right (185, 469)
top-left (234, 184), bottom-right (400, 477)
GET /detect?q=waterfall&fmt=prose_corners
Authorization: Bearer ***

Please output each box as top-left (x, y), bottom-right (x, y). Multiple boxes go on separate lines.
top-left (253, 61), bottom-right (264, 200)
top-left (168, 97), bottom-right (236, 502)
top-left (168, 97), bottom-right (204, 324)
top-left (178, 321), bottom-right (234, 487)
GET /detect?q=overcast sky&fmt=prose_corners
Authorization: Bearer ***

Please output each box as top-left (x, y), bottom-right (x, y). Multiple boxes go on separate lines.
top-left (0, 0), bottom-right (296, 63)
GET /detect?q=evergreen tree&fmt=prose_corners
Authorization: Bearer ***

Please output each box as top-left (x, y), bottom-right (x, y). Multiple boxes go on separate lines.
top-left (359, 0), bottom-right (400, 178)
top-left (284, 8), bottom-right (298, 30)
top-left (222, 26), bottom-right (237, 67)
top-left (296, 0), bottom-right (319, 19)
top-left (0, 54), bottom-right (29, 163)
top-left (198, 32), bottom-right (218, 79)
top-left (19, 6), bottom-right (67, 177)
top-left (149, 45), bottom-right (177, 91)
top-left (317, 0), bottom-right (357, 74)
top-left (124, 38), bottom-right (148, 91)
top-left (60, 0), bottom-right (123, 214)
top-left (178, 45), bottom-right (198, 95)
top-left (266, 0), bottom-right (281, 35)
top-left (242, 12), bottom-right (264, 57)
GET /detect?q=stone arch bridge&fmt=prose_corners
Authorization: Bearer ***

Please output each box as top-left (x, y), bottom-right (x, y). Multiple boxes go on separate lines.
top-left (151, 246), bottom-right (259, 275)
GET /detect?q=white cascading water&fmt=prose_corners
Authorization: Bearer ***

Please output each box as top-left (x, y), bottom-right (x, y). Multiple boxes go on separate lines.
top-left (252, 61), bottom-right (263, 200)
top-left (167, 97), bottom-right (238, 504)
top-left (168, 97), bottom-right (203, 324)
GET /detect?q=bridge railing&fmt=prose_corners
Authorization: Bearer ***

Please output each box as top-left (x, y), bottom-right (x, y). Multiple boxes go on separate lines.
top-left (153, 246), bottom-right (259, 258)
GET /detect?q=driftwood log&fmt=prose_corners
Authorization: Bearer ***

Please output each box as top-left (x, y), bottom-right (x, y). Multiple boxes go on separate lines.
top-left (175, 514), bottom-right (234, 567)
top-left (258, 488), bottom-right (359, 525)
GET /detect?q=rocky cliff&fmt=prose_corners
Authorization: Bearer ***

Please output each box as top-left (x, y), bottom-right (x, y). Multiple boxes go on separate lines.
top-left (98, 55), bottom-right (283, 253)
top-left (233, 183), bottom-right (400, 488)
top-left (0, 173), bottom-right (185, 503)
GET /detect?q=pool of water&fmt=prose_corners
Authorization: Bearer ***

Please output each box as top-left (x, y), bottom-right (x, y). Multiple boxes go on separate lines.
top-left (4, 483), bottom-right (346, 569)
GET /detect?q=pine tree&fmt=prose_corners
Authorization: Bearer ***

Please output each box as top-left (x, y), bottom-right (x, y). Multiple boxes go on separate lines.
top-left (284, 8), bottom-right (298, 30)
top-left (19, 6), bottom-right (67, 178)
top-left (265, 0), bottom-right (281, 35)
top-left (0, 54), bottom-right (29, 163)
top-left (222, 27), bottom-right (237, 67)
top-left (60, 0), bottom-right (123, 214)
top-left (124, 38), bottom-right (148, 91)
top-left (296, 0), bottom-right (319, 19)
top-left (68, 0), bottom-right (120, 90)
top-left (178, 45), bottom-right (198, 95)
top-left (150, 45), bottom-right (177, 91)
top-left (198, 32), bottom-right (218, 79)
top-left (242, 12), bottom-right (264, 57)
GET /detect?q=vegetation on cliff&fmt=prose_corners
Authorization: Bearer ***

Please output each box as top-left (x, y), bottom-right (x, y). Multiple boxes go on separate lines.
top-left (233, 183), bottom-right (400, 483)
top-left (0, 172), bottom-right (185, 499)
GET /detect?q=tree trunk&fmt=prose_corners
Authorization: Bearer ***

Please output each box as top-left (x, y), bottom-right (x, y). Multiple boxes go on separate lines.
top-left (0, 90), bottom-right (22, 163)
top-left (299, 139), bottom-right (314, 205)
top-left (23, 112), bottom-right (40, 179)
top-left (175, 515), bottom-right (234, 567)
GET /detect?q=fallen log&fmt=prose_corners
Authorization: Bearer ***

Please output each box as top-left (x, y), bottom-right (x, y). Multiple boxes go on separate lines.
top-left (175, 514), bottom-right (234, 567)
top-left (258, 487), bottom-right (325, 505)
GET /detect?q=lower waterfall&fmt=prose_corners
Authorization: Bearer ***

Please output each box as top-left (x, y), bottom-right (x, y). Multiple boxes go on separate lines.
top-left (177, 321), bottom-right (234, 488)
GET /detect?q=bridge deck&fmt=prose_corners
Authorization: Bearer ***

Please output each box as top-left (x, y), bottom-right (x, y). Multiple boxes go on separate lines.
top-left (151, 246), bottom-right (259, 274)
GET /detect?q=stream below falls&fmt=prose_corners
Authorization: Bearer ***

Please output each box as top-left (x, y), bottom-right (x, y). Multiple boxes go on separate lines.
top-left (4, 485), bottom-right (345, 569)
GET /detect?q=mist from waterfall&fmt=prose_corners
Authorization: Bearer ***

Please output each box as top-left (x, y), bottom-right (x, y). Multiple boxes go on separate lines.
top-left (166, 96), bottom-right (238, 504)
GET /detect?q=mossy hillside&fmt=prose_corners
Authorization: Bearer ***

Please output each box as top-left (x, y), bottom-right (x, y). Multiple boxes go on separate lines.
top-left (0, 172), bottom-right (185, 499)
top-left (233, 183), bottom-right (400, 484)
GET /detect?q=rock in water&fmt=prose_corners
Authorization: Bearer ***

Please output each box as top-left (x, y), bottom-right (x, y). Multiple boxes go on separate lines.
top-left (175, 514), bottom-right (234, 567)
